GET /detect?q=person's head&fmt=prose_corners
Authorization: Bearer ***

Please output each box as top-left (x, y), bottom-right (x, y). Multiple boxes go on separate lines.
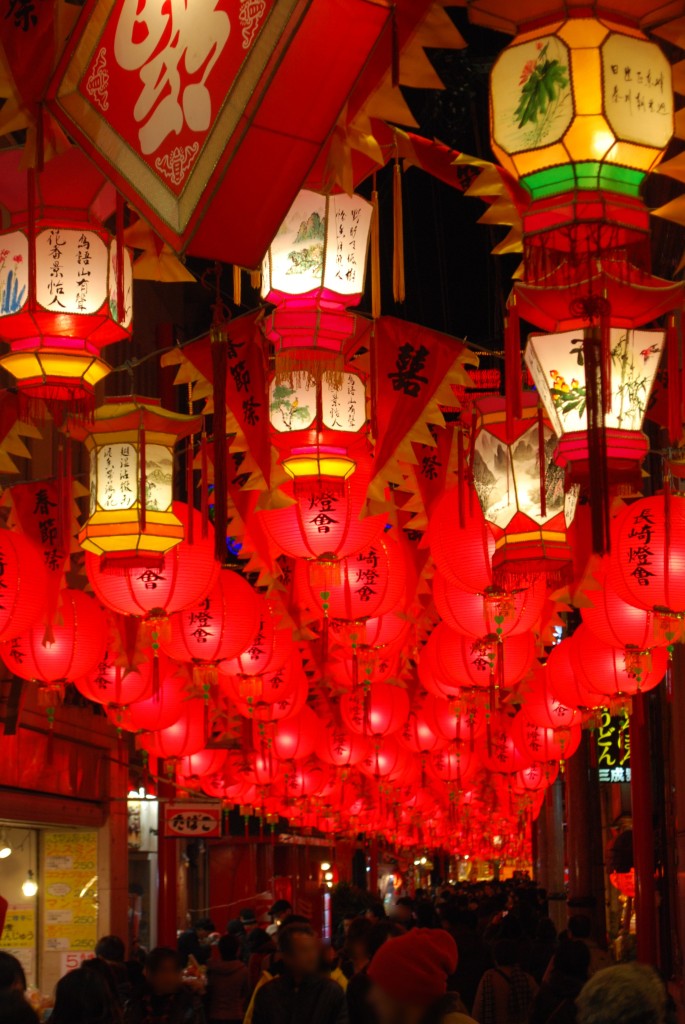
top-left (278, 923), bottom-right (320, 979)
top-left (493, 939), bottom-right (520, 969)
top-left (342, 913), bottom-right (356, 935)
top-left (368, 928), bottom-right (458, 1024)
top-left (218, 933), bottom-right (241, 961)
top-left (51, 965), bottom-right (122, 1024)
top-left (0, 951), bottom-right (27, 994)
top-left (366, 901), bottom-right (387, 924)
top-left (269, 899), bottom-right (293, 925)
top-left (390, 898), bottom-right (414, 928)
top-left (577, 965), bottom-right (666, 1024)
top-left (194, 917), bottom-right (215, 943)
top-left (144, 947), bottom-right (183, 997)
top-left (239, 908), bottom-right (257, 931)
top-left (368, 921), bottom-right (404, 961)
top-left (0, 993), bottom-right (39, 1024)
top-left (568, 914), bottom-right (592, 939)
top-left (535, 917), bottom-right (558, 944)
top-left (345, 917), bottom-right (374, 964)
top-left (552, 939), bottom-right (590, 982)
top-left (95, 934), bottom-right (126, 963)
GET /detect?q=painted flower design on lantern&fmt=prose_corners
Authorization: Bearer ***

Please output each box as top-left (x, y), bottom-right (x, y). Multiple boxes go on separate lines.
top-left (514, 40), bottom-right (569, 143)
top-left (0, 238), bottom-right (28, 315)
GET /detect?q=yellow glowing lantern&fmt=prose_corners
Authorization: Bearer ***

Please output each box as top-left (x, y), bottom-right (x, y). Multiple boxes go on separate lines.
top-left (70, 398), bottom-right (202, 567)
top-left (489, 17), bottom-right (673, 203)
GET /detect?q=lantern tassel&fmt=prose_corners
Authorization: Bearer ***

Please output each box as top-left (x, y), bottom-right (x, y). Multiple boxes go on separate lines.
top-left (371, 177), bottom-right (381, 320)
top-left (249, 269), bottom-right (261, 290)
top-left (537, 403), bottom-right (546, 519)
top-left (392, 154), bottom-right (405, 304)
top-left (583, 328), bottom-right (611, 555)
top-left (233, 265), bottom-right (242, 307)
top-left (211, 326), bottom-right (228, 565)
top-left (668, 312), bottom-right (682, 446)
top-left (505, 299), bottom-right (522, 430)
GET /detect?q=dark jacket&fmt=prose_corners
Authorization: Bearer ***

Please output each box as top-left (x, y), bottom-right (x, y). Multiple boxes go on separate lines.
top-left (124, 985), bottom-right (204, 1024)
top-left (346, 965), bottom-right (373, 1024)
top-left (528, 971), bottom-right (584, 1024)
top-left (178, 929), bottom-right (212, 967)
top-left (206, 959), bottom-right (248, 1022)
top-left (252, 971), bottom-right (348, 1024)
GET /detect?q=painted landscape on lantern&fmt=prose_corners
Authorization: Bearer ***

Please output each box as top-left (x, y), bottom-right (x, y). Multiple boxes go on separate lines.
top-left (473, 426), bottom-right (564, 528)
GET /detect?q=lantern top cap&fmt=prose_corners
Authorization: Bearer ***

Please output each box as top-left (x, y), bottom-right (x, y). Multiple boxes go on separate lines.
top-left (467, 0), bottom-right (685, 34)
top-left (0, 146), bottom-right (118, 227)
top-left (67, 397), bottom-right (202, 439)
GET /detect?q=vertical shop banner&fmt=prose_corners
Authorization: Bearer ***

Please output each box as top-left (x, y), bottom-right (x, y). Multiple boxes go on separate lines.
top-left (0, 905), bottom-right (36, 986)
top-left (42, 832), bottom-right (98, 952)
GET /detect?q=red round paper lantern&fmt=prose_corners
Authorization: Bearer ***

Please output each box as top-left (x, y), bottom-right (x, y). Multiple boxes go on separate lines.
top-left (327, 648), bottom-right (399, 689)
top-left (429, 491), bottom-right (495, 594)
top-left (434, 572), bottom-right (546, 639)
top-left (331, 612), bottom-right (410, 653)
top-left (520, 663), bottom-right (579, 730)
top-left (75, 646), bottom-right (152, 706)
top-left (1, 589), bottom-right (107, 684)
top-left (571, 624), bottom-right (668, 699)
top-left (516, 762), bottom-right (559, 792)
top-left (219, 660), bottom-right (299, 706)
top-left (160, 569), bottom-right (261, 665)
top-left (276, 761), bottom-right (329, 800)
top-left (317, 724), bottom-right (372, 767)
top-left (421, 624), bottom-right (535, 695)
top-left (218, 600), bottom-right (292, 678)
top-left (609, 495), bottom-right (685, 615)
top-left (424, 692), bottom-right (487, 745)
top-left (397, 701), bottom-right (447, 755)
top-left (296, 532), bottom-right (407, 621)
top-left (177, 749), bottom-right (227, 783)
top-left (478, 713), bottom-right (528, 774)
top-left (358, 737), bottom-right (407, 780)
top-left (545, 638), bottom-right (604, 711)
top-left (139, 701), bottom-right (207, 759)
top-left (427, 744), bottom-right (479, 784)
top-left (86, 503), bottom-right (219, 617)
top-left (116, 668), bottom-right (185, 732)
top-left (259, 466), bottom-right (384, 560)
top-left (228, 677), bottom-right (307, 722)
top-left (270, 706), bottom-right (320, 761)
top-left (512, 711), bottom-right (582, 763)
top-left (0, 530), bottom-right (48, 641)
top-left (340, 682), bottom-right (411, 737)
top-left (582, 567), bottom-right (681, 649)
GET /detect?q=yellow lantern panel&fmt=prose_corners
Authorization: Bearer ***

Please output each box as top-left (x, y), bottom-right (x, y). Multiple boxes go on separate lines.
top-left (570, 49), bottom-right (603, 115)
top-left (557, 19), bottom-right (608, 49)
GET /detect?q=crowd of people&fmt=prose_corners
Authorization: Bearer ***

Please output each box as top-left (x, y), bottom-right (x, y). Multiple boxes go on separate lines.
top-left (0, 882), bottom-right (670, 1024)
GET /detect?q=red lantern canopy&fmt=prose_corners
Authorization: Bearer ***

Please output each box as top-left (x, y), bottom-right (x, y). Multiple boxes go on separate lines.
top-left (397, 701), bottom-right (448, 755)
top-left (139, 701), bottom-right (207, 759)
top-left (176, 749), bottom-right (227, 784)
top-left (428, 490), bottom-right (495, 594)
top-left (0, 530), bottom-right (48, 641)
top-left (340, 682), bottom-right (411, 738)
top-left (424, 692), bottom-right (487, 745)
top-left (1, 589), bottom-right (107, 686)
top-left (86, 503), bottom-right (219, 617)
top-left (269, 706), bottom-right (320, 761)
top-left (0, 148), bottom-right (132, 416)
top-left (218, 599), bottom-right (293, 678)
top-left (571, 624), bottom-right (668, 699)
top-left (428, 745), bottom-right (479, 784)
top-left (516, 762), bottom-right (559, 792)
top-left (520, 663), bottom-right (579, 730)
top-left (219, 660), bottom-right (300, 708)
top-left (608, 495), bottom-right (685, 616)
top-left (160, 570), bottom-right (261, 666)
top-left (421, 624), bottom-right (536, 696)
top-left (478, 713), bottom-right (528, 774)
top-left (512, 710), bottom-right (582, 763)
top-left (358, 737), bottom-right (408, 780)
top-left (228, 678), bottom-right (307, 723)
top-left (433, 571), bottom-right (546, 639)
top-left (296, 532), bottom-right (407, 622)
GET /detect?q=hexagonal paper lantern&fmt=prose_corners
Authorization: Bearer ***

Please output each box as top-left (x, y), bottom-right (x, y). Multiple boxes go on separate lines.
top-left (525, 327), bottom-right (663, 483)
top-left (490, 18), bottom-right (673, 200)
top-left (472, 394), bottom-right (577, 583)
top-left (70, 397), bottom-right (201, 568)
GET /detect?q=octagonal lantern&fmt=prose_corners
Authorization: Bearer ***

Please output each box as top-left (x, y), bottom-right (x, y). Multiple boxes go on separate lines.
top-left (472, 393), bottom-right (577, 583)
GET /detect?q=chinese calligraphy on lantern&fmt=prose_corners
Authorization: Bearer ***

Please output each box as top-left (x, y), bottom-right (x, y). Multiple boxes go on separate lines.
top-left (97, 443), bottom-right (138, 511)
top-left (597, 710), bottom-right (631, 783)
top-left (322, 373), bottom-right (365, 432)
top-left (35, 229), bottom-right (108, 315)
top-left (625, 505), bottom-right (656, 588)
top-left (602, 35), bottom-right (673, 148)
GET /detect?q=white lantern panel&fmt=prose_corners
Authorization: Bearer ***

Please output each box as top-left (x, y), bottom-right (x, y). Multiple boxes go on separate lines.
top-left (269, 376), bottom-right (317, 432)
top-left (525, 328), bottom-right (663, 436)
top-left (601, 36), bottom-right (673, 149)
top-left (474, 423), bottom-right (564, 529)
top-left (97, 442), bottom-right (138, 510)
top-left (322, 372), bottom-right (365, 432)
top-left (263, 190), bottom-right (371, 298)
top-left (491, 35), bottom-right (573, 155)
top-left (36, 228), bottom-right (108, 314)
top-left (108, 241), bottom-right (134, 328)
top-left (0, 231), bottom-right (29, 316)
top-left (89, 447), bottom-right (97, 515)
top-left (144, 444), bottom-right (173, 512)
top-left (564, 484), bottom-right (580, 529)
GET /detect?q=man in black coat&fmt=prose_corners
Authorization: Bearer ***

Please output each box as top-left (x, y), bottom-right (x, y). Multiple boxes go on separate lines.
top-left (252, 922), bottom-right (348, 1024)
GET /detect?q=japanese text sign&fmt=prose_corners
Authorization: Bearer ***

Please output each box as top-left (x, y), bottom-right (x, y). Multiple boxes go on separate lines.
top-left (164, 802), bottom-right (222, 838)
